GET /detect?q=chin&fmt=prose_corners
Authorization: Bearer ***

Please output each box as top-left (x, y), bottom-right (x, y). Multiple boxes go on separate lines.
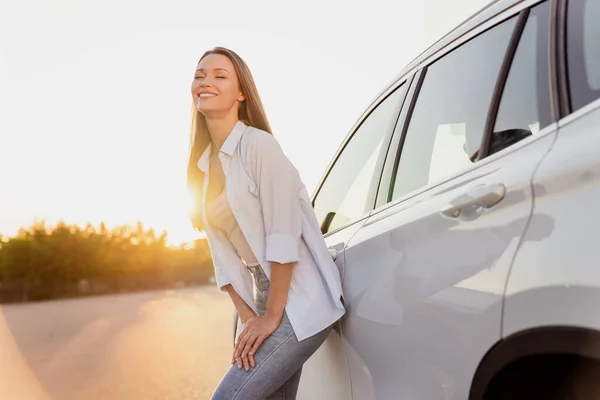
top-left (197, 107), bottom-right (226, 120)
top-left (196, 100), bottom-right (223, 113)
top-left (196, 102), bottom-right (215, 114)
top-left (195, 98), bottom-right (212, 113)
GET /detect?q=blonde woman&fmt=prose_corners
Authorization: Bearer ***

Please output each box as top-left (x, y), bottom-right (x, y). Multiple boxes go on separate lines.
top-left (187, 47), bottom-right (345, 400)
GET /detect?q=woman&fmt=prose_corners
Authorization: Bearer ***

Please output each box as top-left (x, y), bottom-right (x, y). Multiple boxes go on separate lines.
top-left (187, 47), bottom-right (345, 400)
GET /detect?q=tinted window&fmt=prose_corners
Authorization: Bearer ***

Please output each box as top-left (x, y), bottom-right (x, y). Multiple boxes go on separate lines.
top-left (391, 17), bottom-right (517, 201)
top-left (314, 85), bottom-right (406, 233)
top-left (567, 0), bottom-right (600, 111)
top-left (490, 1), bottom-right (551, 155)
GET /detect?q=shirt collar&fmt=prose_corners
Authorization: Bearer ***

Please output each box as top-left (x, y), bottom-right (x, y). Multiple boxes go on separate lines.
top-left (221, 120), bottom-right (248, 157)
top-left (197, 120), bottom-right (248, 173)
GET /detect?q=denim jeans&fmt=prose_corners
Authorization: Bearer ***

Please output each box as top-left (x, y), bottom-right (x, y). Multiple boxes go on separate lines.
top-left (211, 265), bottom-right (333, 400)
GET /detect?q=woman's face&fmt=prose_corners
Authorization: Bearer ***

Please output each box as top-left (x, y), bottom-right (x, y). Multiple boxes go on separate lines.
top-left (192, 54), bottom-right (245, 118)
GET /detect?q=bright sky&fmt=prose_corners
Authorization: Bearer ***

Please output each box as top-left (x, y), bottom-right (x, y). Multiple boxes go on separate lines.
top-left (0, 0), bottom-right (489, 245)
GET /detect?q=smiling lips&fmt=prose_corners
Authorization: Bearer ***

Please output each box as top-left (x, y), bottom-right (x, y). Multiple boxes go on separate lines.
top-left (199, 93), bottom-right (217, 98)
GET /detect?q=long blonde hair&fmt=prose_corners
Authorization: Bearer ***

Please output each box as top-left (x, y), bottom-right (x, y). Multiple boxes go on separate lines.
top-left (187, 47), bottom-right (272, 231)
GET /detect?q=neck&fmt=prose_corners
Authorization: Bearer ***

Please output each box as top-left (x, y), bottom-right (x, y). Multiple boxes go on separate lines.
top-left (206, 113), bottom-right (240, 153)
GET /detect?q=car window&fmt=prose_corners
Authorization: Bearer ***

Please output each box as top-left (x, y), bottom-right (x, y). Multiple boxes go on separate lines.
top-left (489, 1), bottom-right (551, 156)
top-left (391, 16), bottom-right (517, 201)
top-left (313, 85), bottom-right (406, 234)
top-left (567, 0), bottom-right (600, 112)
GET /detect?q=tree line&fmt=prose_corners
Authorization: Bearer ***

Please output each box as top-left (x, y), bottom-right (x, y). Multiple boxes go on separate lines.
top-left (0, 221), bottom-right (214, 303)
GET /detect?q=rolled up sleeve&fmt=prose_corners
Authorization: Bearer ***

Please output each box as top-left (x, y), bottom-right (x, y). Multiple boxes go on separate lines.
top-left (214, 265), bottom-right (232, 290)
top-left (251, 133), bottom-right (302, 264)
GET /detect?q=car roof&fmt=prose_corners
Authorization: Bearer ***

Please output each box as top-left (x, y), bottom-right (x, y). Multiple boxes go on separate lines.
top-left (312, 0), bottom-right (526, 200)
top-left (395, 0), bottom-right (520, 83)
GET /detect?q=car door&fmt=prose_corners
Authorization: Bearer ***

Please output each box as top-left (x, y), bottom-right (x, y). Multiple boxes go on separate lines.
top-left (296, 80), bottom-right (410, 400)
top-left (503, 0), bottom-right (600, 338)
top-left (340, 2), bottom-right (556, 399)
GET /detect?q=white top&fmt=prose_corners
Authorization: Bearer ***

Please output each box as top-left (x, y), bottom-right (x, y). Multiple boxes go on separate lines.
top-left (206, 190), bottom-right (259, 267)
top-left (198, 121), bottom-right (346, 341)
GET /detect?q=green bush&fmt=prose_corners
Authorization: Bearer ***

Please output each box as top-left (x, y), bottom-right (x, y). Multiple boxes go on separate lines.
top-left (0, 221), bottom-right (214, 303)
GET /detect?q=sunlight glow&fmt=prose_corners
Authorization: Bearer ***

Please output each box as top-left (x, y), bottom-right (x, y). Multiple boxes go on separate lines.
top-left (0, 0), bottom-right (489, 245)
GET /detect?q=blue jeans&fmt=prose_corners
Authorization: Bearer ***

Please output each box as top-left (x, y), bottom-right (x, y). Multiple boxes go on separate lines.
top-left (211, 265), bottom-right (333, 400)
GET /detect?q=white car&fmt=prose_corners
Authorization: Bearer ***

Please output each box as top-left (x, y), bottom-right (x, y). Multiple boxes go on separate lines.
top-left (235, 0), bottom-right (600, 398)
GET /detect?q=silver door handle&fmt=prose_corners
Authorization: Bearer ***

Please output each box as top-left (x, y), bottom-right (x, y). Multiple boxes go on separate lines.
top-left (441, 183), bottom-right (506, 218)
top-left (328, 248), bottom-right (338, 261)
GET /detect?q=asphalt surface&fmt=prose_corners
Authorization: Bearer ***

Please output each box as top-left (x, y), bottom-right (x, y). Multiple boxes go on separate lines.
top-left (0, 286), bottom-right (235, 400)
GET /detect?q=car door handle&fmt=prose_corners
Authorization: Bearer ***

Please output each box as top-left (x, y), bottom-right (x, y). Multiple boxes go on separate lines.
top-left (441, 183), bottom-right (506, 218)
top-left (328, 247), bottom-right (338, 261)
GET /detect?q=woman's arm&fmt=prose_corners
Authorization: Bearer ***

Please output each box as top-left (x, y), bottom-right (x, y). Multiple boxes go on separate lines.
top-left (223, 284), bottom-right (255, 324)
top-left (264, 261), bottom-right (293, 323)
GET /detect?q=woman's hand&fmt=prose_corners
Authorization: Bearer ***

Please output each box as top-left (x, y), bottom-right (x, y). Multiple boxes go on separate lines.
top-left (232, 314), bottom-right (280, 371)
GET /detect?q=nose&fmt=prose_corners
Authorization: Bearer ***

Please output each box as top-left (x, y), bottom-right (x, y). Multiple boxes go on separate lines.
top-left (199, 82), bottom-right (215, 93)
top-left (194, 79), bottom-right (212, 95)
top-left (200, 76), bottom-right (215, 87)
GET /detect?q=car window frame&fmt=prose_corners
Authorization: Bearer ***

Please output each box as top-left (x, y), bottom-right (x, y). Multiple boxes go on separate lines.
top-left (553, 0), bottom-right (571, 118)
top-left (557, 0), bottom-right (600, 116)
top-left (480, 3), bottom-right (554, 158)
top-left (373, 0), bottom-right (559, 213)
top-left (555, 0), bottom-right (600, 128)
top-left (310, 78), bottom-right (410, 237)
top-left (375, 69), bottom-right (423, 209)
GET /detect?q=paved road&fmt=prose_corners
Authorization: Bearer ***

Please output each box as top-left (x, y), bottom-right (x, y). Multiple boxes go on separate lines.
top-left (0, 286), bottom-right (235, 400)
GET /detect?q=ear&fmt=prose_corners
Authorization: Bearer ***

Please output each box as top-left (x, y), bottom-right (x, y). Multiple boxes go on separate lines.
top-left (237, 92), bottom-right (245, 102)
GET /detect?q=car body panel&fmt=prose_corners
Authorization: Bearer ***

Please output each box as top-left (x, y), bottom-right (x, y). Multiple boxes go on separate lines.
top-left (340, 125), bottom-right (557, 399)
top-left (503, 100), bottom-right (600, 337)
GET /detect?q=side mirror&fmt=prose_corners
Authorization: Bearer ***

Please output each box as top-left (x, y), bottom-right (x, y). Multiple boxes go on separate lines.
top-left (463, 142), bottom-right (479, 162)
top-left (320, 211), bottom-right (336, 235)
top-left (468, 128), bottom-right (533, 161)
top-left (490, 128), bottom-right (532, 155)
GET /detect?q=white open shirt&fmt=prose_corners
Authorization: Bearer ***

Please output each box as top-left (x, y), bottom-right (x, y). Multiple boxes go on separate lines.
top-left (198, 121), bottom-right (345, 341)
